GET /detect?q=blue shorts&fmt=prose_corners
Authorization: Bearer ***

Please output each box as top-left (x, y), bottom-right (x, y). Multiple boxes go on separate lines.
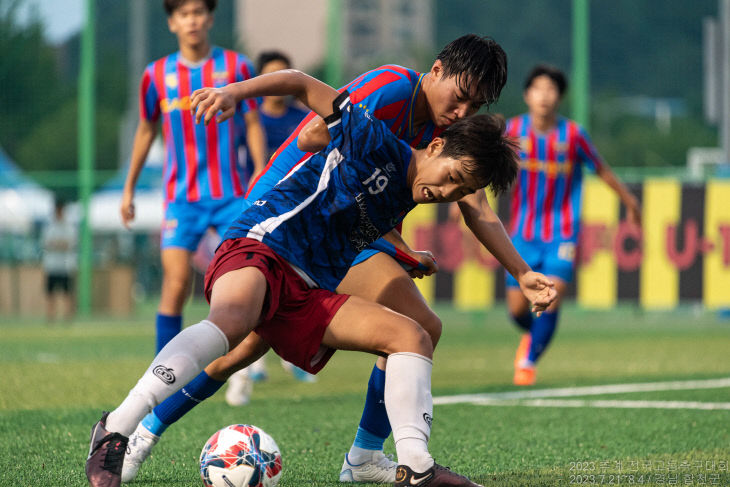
top-left (505, 237), bottom-right (577, 287)
top-left (161, 198), bottom-right (247, 251)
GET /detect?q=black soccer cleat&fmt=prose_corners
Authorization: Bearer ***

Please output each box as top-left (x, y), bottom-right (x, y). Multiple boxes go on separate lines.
top-left (85, 412), bottom-right (128, 487)
top-left (394, 463), bottom-right (483, 487)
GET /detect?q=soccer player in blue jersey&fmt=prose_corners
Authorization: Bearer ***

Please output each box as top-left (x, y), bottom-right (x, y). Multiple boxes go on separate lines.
top-left (121, 34), bottom-right (535, 484)
top-left (120, 0), bottom-right (266, 355)
top-left (505, 65), bottom-right (641, 386)
top-left (86, 68), bottom-right (556, 487)
top-left (257, 51), bottom-right (309, 159)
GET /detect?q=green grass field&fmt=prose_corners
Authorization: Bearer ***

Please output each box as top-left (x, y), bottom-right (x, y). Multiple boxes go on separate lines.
top-left (1, 303), bottom-right (729, 486)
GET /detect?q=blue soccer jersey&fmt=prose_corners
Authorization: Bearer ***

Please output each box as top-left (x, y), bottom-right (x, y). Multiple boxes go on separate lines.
top-left (223, 92), bottom-right (415, 291)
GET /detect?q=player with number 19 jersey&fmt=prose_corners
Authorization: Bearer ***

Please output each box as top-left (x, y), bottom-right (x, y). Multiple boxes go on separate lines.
top-left (223, 92), bottom-right (414, 291)
top-left (244, 65), bottom-right (442, 265)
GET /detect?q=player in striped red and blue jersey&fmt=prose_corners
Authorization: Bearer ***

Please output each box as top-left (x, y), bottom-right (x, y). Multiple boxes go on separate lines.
top-left (121, 35), bottom-right (529, 484)
top-left (120, 0), bottom-right (266, 355)
top-left (505, 64), bottom-right (641, 386)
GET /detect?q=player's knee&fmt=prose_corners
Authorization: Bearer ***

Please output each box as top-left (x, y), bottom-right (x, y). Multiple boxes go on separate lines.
top-left (391, 320), bottom-right (433, 358)
top-left (419, 310), bottom-right (442, 348)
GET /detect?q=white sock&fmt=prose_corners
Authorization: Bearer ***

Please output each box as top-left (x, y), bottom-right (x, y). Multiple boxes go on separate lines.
top-left (105, 320), bottom-right (229, 436)
top-left (384, 352), bottom-right (434, 473)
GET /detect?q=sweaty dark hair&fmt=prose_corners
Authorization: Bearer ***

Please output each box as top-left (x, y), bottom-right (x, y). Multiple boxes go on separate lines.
top-left (439, 114), bottom-right (519, 195)
top-left (524, 64), bottom-right (568, 96)
top-left (257, 50), bottom-right (292, 74)
top-left (164, 0), bottom-right (216, 16)
top-left (436, 34), bottom-right (508, 108)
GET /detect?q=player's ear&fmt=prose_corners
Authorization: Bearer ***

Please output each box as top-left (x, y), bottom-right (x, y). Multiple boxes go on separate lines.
top-left (167, 15), bottom-right (177, 34)
top-left (430, 59), bottom-right (443, 81)
top-left (426, 137), bottom-right (445, 157)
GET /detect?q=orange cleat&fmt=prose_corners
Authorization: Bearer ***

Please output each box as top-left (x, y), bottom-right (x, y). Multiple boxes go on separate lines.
top-left (514, 333), bottom-right (532, 368)
top-left (513, 366), bottom-right (536, 386)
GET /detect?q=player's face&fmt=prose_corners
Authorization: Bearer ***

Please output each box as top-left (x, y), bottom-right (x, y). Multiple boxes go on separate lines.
top-left (168, 1), bottom-right (214, 48)
top-left (426, 60), bottom-right (485, 128)
top-left (411, 140), bottom-right (480, 203)
top-left (524, 75), bottom-right (561, 118)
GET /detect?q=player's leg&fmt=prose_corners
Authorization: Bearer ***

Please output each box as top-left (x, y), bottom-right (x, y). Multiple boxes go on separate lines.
top-left (335, 251), bottom-right (442, 483)
top-left (519, 240), bottom-right (575, 378)
top-left (87, 267), bottom-right (266, 487)
top-left (508, 261), bottom-right (569, 387)
top-left (122, 332), bottom-right (270, 482)
top-left (155, 248), bottom-right (193, 352)
top-left (322, 297), bottom-right (481, 487)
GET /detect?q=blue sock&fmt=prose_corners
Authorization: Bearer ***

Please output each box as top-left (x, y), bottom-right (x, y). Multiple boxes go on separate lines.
top-left (528, 310), bottom-right (559, 363)
top-left (144, 371), bottom-right (225, 436)
top-left (155, 313), bottom-right (182, 353)
top-left (354, 365), bottom-right (390, 450)
top-left (510, 310), bottom-right (533, 332)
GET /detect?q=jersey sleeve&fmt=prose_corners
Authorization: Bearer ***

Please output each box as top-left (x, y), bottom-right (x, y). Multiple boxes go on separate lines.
top-left (236, 54), bottom-right (258, 113)
top-left (326, 92), bottom-right (411, 171)
top-left (575, 125), bottom-right (605, 172)
top-left (346, 66), bottom-right (415, 123)
top-left (138, 65), bottom-right (160, 123)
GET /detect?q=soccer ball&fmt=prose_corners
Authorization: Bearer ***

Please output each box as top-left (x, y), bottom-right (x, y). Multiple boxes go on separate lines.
top-left (200, 424), bottom-right (283, 487)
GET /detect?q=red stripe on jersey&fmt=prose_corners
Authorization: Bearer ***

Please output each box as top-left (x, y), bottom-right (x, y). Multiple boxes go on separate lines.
top-left (154, 58), bottom-right (176, 202)
top-left (522, 129), bottom-right (538, 241)
top-left (508, 117), bottom-right (524, 235)
top-left (245, 111), bottom-right (318, 198)
top-left (379, 64), bottom-right (413, 78)
top-left (139, 70), bottom-right (154, 120)
top-left (177, 63), bottom-right (200, 202)
top-left (224, 51), bottom-right (245, 197)
top-left (578, 135), bottom-right (604, 171)
top-left (202, 61), bottom-right (223, 198)
top-left (541, 130), bottom-right (558, 241)
top-left (237, 55), bottom-right (257, 112)
top-left (373, 99), bottom-right (406, 121)
top-left (350, 71), bottom-right (403, 105)
top-left (410, 125), bottom-right (427, 148)
top-left (560, 122), bottom-right (578, 239)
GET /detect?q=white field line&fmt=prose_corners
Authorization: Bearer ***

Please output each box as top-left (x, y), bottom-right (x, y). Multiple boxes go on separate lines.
top-left (473, 399), bottom-right (730, 410)
top-left (433, 377), bottom-right (730, 407)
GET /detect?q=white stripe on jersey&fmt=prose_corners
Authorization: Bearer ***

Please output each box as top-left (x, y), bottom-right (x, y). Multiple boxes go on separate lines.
top-left (246, 148), bottom-right (346, 242)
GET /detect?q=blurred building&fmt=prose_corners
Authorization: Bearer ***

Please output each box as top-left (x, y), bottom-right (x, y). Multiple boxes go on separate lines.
top-left (235, 0), bottom-right (434, 80)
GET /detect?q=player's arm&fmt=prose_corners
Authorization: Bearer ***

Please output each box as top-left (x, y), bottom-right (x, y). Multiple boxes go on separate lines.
top-left (594, 163), bottom-right (641, 226)
top-left (191, 70), bottom-right (339, 126)
top-left (457, 190), bottom-right (556, 314)
top-left (297, 116), bottom-right (331, 153)
top-left (121, 118), bottom-right (157, 228)
top-left (244, 110), bottom-right (268, 179)
top-left (382, 229), bottom-right (438, 279)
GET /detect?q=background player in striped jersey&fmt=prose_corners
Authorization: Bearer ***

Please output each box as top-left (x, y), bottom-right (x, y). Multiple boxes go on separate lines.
top-left (506, 64), bottom-right (641, 386)
top-left (86, 66), bottom-right (555, 487)
top-left (121, 34), bottom-right (529, 484)
top-left (120, 0), bottom-right (266, 355)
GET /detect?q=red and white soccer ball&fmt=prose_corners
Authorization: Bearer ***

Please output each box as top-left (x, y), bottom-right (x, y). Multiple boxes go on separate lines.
top-left (200, 424), bottom-right (283, 487)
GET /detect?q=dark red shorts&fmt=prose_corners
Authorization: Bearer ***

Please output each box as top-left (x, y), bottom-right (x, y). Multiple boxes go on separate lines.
top-left (204, 238), bottom-right (350, 374)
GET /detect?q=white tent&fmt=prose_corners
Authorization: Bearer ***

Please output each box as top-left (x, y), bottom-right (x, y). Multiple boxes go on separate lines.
top-left (87, 140), bottom-right (165, 232)
top-left (0, 148), bottom-right (54, 233)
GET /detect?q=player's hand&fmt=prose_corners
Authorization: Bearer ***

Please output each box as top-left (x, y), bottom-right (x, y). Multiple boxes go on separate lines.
top-left (120, 191), bottom-right (135, 229)
top-left (408, 250), bottom-right (438, 279)
top-left (518, 271), bottom-right (557, 317)
top-left (190, 87), bottom-right (236, 125)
